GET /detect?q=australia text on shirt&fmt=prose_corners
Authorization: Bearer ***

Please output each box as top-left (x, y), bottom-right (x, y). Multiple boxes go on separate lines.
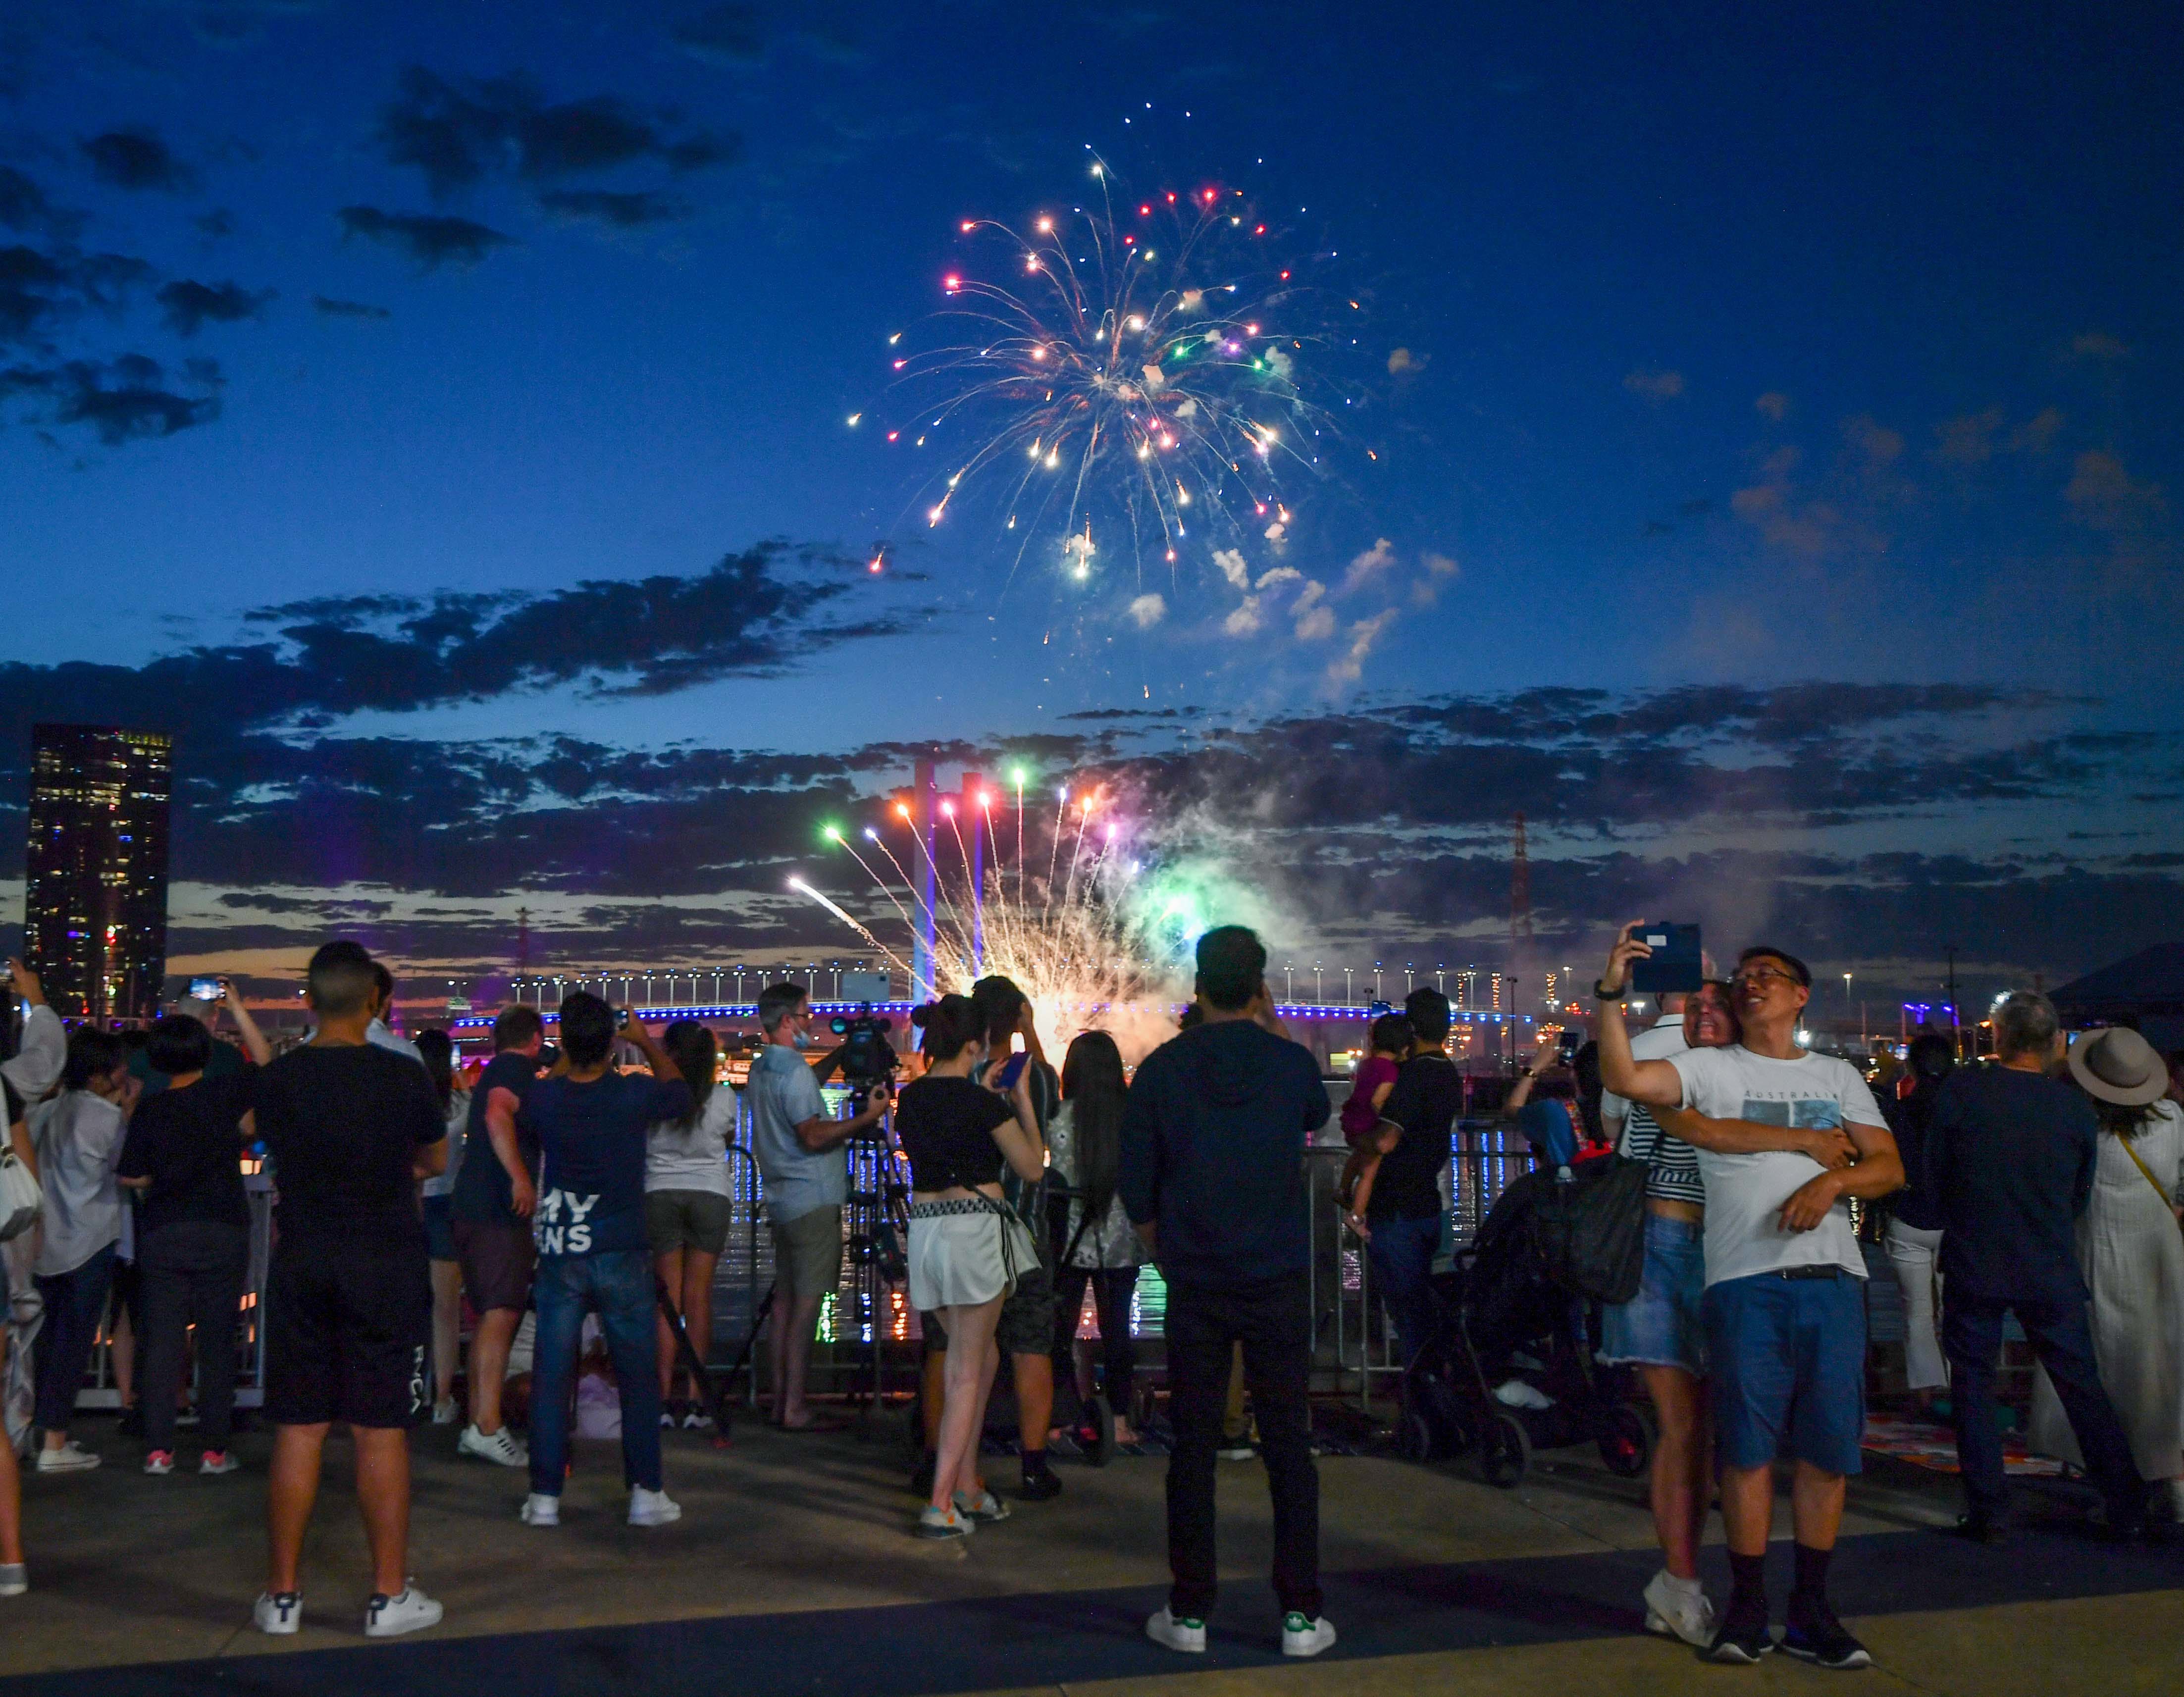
top-left (534, 1186), bottom-right (601, 1254)
top-left (1738, 1098), bottom-right (1842, 1129)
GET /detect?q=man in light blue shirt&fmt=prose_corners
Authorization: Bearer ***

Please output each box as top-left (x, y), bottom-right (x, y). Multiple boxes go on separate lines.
top-left (747, 982), bottom-right (885, 1428)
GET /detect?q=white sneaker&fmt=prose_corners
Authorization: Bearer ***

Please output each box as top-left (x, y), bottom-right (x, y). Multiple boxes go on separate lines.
top-left (520, 1492), bottom-right (561, 1526)
top-left (364, 1585), bottom-right (443, 1638)
top-left (143, 1449), bottom-right (176, 1476)
top-left (1643, 1567), bottom-right (1718, 1647)
top-left (431, 1398), bottom-right (459, 1426)
top-left (252, 1590), bottom-right (302, 1635)
top-left (1146, 1606), bottom-right (1208, 1653)
top-left (1282, 1612), bottom-right (1338, 1657)
top-left (0, 1564), bottom-right (27, 1598)
top-left (952, 1487), bottom-right (1010, 1523)
top-left (915, 1503), bottom-right (973, 1539)
top-left (458, 1423), bottom-right (528, 1467)
top-left (628, 1486), bottom-right (682, 1527)
top-left (35, 1441), bottom-right (100, 1474)
top-left (199, 1449), bottom-right (240, 1476)
top-left (1216, 1441), bottom-right (1255, 1461)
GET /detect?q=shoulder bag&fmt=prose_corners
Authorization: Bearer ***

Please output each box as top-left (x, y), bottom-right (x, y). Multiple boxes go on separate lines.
top-left (2115, 1128), bottom-right (2184, 1236)
top-left (0, 1144), bottom-right (40, 1242)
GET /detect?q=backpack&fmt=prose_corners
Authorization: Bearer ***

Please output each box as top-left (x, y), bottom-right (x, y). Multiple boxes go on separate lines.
top-left (1527, 1151), bottom-right (1649, 1304)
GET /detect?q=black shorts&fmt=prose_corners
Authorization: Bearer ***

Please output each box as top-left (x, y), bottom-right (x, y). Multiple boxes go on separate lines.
top-left (264, 1237), bottom-right (432, 1429)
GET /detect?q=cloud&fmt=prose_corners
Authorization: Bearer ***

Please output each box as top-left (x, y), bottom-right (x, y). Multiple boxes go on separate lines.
top-left (1211, 547), bottom-right (1250, 590)
top-left (0, 243), bottom-right (153, 352)
top-left (1623, 368), bottom-right (1685, 400)
top-left (1294, 604), bottom-right (1335, 641)
top-left (1341, 537), bottom-right (1397, 593)
top-left (311, 294), bottom-right (390, 319)
top-left (2011, 407), bottom-right (2064, 453)
top-left (672, 4), bottom-right (768, 63)
top-left (193, 208), bottom-right (235, 239)
top-left (0, 168), bottom-right (79, 238)
top-left (80, 129), bottom-right (195, 193)
top-left (1411, 551), bottom-right (1460, 607)
top-left (1327, 610), bottom-right (1396, 684)
top-left (1223, 597), bottom-right (1263, 637)
top-left (2071, 331), bottom-right (2130, 361)
top-left (1386, 346), bottom-right (1427, 376)
top-left (2065, 450), bottom-right (2166, 532)
top-left (375, 66), bottom-right (741, 199)
top-left (1843, 414), bottom-right (1904, 463)
top-left (1933, 406), bottom-right (2005, 466)
top-left (0, 352), bottom-right (222, 443)
top-left (1127, 593), bottom-right (1166, 629)
top-left (1755, 391), bottom-right (1790, 421)
top-left (1262, 519), bottom-right (1287, 550)
top-left (1254, 566), bottom-right (1302, 590)
top-left (537, 189), bottom-right (688, 228)
top-left (157, 278), bottom-right (274, 335)
top-left (337, 205), bottom-right (514, 268)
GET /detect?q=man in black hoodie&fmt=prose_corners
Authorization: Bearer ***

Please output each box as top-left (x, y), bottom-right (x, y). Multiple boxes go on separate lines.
top-left (1121, 926), bottom-right (1336, 1660)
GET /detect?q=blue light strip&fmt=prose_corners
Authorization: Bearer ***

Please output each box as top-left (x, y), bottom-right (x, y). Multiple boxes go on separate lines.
top-left (450, 999), bottom-right (1537, 1031)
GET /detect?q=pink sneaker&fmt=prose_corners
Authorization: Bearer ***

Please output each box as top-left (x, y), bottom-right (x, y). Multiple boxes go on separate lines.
top-left (143, 1450), bottom-right (176, 1476)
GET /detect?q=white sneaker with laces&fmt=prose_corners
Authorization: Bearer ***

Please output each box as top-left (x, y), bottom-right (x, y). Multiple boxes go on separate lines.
top-left (1282, 1612), bottom-right (1338, 1657)
top-left (458, 1423), bottom-right (528, 1467)
top-left (952, 1487), bottom-right (1011, 1523)
top-left (520, 1492), bottom-right (561, 1526)
top-left (364, 1585), bottom-right (443, 1638)
top-left (252, 1590), bottom-right (302, 1635)
top-left (1643, 1567), bottom-right (1718, 1647)
top-left (35, 1441), bottom-right (100, 1474)
top-left (1145, 1606), bottom-right (1208, 1653)
top-left (628, 1486), bottom-right (682, 1527)
top-left (431, 1398), bottom-right (459, 1426)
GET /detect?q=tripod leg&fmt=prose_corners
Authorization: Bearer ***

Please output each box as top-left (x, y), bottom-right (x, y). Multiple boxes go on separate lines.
top-left (655, 1275), bottom-right (734, 1441)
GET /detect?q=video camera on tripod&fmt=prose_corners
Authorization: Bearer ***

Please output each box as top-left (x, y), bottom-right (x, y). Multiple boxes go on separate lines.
top-left (829, 1003), bottom-right (900, 1091)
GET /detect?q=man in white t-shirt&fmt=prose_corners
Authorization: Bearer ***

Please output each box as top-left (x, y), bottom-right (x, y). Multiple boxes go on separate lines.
top-left (1599, 928), bottom-right (1902, 1673)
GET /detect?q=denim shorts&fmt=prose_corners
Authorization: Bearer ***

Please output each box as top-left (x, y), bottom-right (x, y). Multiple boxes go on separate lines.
top-left (1703, 1267), bottom-right (1867, 1476)
top-left (1599, 1213), bottom-right (1707, 1376)
top-left (421, 1193), bottom-right (457, 1263)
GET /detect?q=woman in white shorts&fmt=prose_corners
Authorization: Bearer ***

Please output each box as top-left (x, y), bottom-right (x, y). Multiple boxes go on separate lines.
top-left (898, 994), bottom-right (1044, 1539)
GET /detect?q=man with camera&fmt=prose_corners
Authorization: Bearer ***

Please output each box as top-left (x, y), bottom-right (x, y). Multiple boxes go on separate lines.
top-left (749, 982), bottom-right (889, 1430)
top-left (1596, 925), bottom-right (1903, 1671)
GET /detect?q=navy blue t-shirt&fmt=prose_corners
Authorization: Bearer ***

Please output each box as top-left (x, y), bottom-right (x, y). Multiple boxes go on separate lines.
top-left (520, 1071), bottom-right (692, 1258)
top-left (451, 1050), bottom-right (542, 1226)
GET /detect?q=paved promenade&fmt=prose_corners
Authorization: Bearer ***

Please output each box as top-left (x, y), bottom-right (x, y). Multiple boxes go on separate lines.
top-left (1, 1412), bottom-right (2176, 1695)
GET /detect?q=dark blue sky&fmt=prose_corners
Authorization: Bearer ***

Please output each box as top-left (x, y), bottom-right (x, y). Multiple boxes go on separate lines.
top-left (1, 1), bottom-right (2179, 1002)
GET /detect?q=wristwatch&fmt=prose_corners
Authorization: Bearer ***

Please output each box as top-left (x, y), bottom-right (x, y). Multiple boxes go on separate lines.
top-left (1593, 979), bottom-right (1624, 1001)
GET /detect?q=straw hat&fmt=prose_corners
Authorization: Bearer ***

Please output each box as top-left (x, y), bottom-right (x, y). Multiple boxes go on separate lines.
top-left (2065, 1026), bottom-right (2171, 1107)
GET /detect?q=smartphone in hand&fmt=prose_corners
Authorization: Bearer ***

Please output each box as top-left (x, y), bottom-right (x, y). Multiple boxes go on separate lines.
top-left (993, 1051), bottom-right (1031, 1090)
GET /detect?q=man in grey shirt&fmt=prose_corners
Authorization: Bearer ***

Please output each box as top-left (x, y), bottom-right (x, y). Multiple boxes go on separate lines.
top-left (747, 982), bottom-right (885, 1428)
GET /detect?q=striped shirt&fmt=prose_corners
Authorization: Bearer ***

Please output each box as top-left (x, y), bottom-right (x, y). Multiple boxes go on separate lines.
top-left (1604, 1020), bottom-right (1704, 1206)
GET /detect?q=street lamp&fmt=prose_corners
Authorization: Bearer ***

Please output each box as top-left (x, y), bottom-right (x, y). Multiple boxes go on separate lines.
top-left (1313, 961), bottom-right (1323, 1003)
top-left (1343, 967), bottom-right (1354, 1005)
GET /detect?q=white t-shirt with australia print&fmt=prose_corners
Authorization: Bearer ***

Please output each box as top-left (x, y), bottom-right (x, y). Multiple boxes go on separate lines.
top-left (1668, 1045), bottom-right (1887, 1287)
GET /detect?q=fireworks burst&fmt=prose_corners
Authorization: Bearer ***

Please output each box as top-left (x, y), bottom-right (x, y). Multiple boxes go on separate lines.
top-left (795, 778), bottom-right (1209, 1060)
top-left (881, 155), bottom-right (1347, 593)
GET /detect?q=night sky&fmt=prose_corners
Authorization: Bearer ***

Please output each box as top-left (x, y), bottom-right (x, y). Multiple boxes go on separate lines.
top-left (1, 1), bottom-right (2179, 1011)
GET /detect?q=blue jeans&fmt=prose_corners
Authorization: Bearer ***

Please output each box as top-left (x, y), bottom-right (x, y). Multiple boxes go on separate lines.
top-left (529, 1249), bottom-right (664, 1498)
top-left (1366, 1211), bottom-right (1441, 1370)
top-left (33, 1243), bottom-right (115, 1435)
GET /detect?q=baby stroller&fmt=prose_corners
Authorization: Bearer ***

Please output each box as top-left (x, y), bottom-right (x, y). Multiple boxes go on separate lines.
top-left (1398, 1168), bottom-right (1654, 1488)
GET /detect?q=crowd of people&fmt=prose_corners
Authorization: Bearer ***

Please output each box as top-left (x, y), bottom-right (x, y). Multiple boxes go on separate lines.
top-left (0, 918), bottom-right (2180, 1667)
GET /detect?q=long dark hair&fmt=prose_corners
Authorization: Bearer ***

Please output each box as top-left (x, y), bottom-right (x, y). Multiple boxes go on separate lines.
top-left (1061, 1030), bottom-right (1128, 1216)
top-left (912, 994), bottom-right (982, 1062)
top-left (662, 1020), bottom-right (718, 1125)
top-left (2085, 1093), bottom-right (2159, 1139)
top-left (415, 1028), bottom-right (455, 1109)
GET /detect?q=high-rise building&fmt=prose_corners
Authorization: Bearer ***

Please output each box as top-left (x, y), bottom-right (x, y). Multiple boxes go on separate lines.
top-left (23, 724), bottom-right (173, 1022)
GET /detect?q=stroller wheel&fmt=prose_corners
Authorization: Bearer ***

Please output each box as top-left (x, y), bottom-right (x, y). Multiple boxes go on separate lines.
top-left (1399, 1405), bottom-right (1438, 1463)
top-left (1082, 1394), bottom-right (1115, 1467)
top-left (1597, 1402), bottom-right (1652, 1479)
top-left (1479, 1411), bottom-right (1530, 1488)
